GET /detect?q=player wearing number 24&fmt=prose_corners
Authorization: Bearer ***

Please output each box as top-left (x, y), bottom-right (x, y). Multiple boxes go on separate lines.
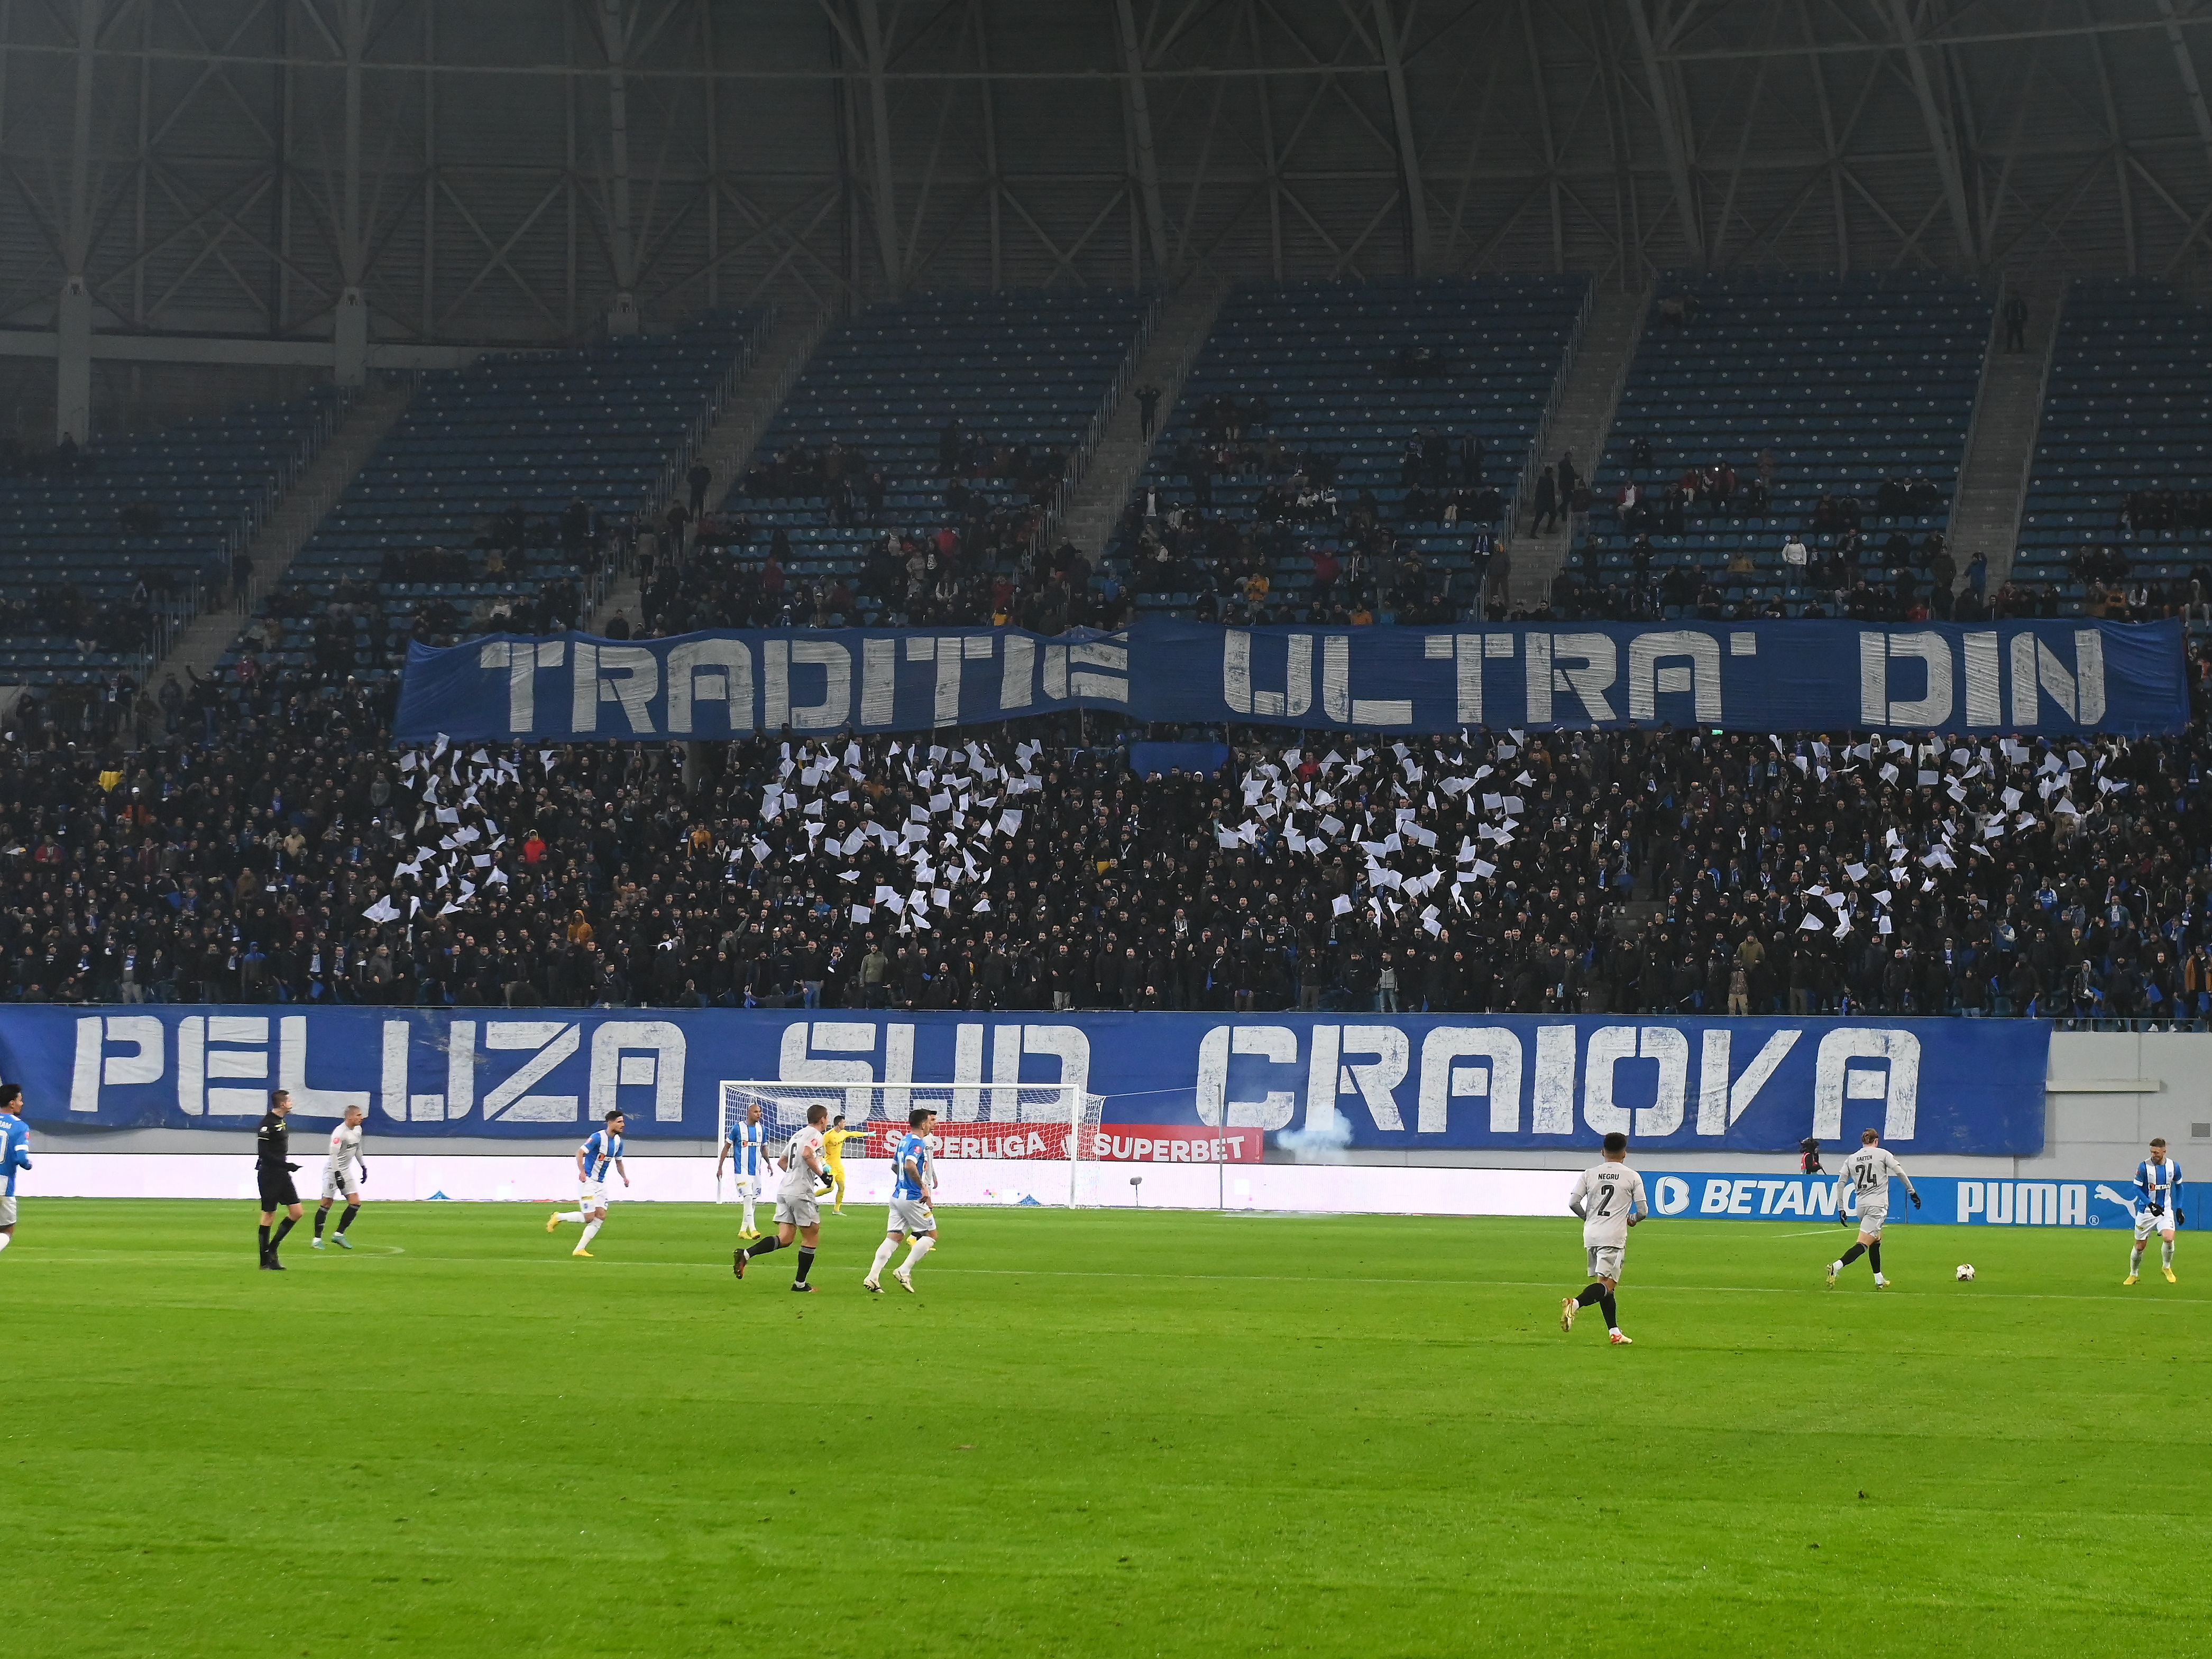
top-left (1828, 1128), bottom-right (1919, 1291)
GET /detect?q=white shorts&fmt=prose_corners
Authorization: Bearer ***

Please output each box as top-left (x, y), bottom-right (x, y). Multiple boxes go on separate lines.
top-left (1856, 1205), bottom-right (1888, 1238)
top-left (889, 1196), bottom-right (936, 1237)
top-left (2135, 1208), bottom-right (2178, 1240)
top-left (0, 1194), bottom-right (15, 1227)
top-left (579, 1179), bottom-right (610, 1212)
top-left (730, 1173), bottom-right (760, 1199)
top-left (1585, 1244), bottom-right (1624, 1282)
top-left (775, 1192), bottom-right (820, 1228)
top-left (320, 1165), bottom-right (361, 1202)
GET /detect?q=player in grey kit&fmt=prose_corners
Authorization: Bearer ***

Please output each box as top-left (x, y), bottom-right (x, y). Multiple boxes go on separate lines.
top-left (1561, 1131), bottom-right (1647, 1345)
top-left (312, 1102), bottom-right (368, 1249)
top-left (1827, 1128), bottom-right (1920, 1288)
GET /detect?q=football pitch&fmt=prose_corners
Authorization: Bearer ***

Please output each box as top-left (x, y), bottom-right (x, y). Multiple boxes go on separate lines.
top-left (7, 1200), bottom-right (2206, 1658)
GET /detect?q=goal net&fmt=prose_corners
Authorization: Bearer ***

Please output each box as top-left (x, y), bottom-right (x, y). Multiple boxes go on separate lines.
top-left (715, 1080), bottom-right (1105, 1206)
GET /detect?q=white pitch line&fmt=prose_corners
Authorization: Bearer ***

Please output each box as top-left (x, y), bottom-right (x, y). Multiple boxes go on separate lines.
top-left (7, 1250), bottom-right (2198, 1307)
top-left (852, 1266), bottom-right (2190, 1305)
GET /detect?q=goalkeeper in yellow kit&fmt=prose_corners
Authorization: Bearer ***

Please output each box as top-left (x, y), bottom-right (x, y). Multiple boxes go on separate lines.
top-left (818, 1113), bottom-right (862, 1214)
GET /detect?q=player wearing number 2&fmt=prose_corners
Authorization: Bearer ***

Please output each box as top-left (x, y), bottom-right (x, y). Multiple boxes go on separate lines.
top-left (1827, 1127), bottom-right (1920, 1289)
top-left (1561, 1131), bottom-right (1647, 1345)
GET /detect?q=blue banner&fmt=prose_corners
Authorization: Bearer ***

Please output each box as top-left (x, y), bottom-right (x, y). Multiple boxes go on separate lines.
top-left (393, 619), bottom-right (2186, 742)
top-left (396, 627), bottom-right (1125, 742)
top-left (1642, 1170), bottom-right (2199, 1231)
top-left (3, 1008), bottom-right (2047, 1155)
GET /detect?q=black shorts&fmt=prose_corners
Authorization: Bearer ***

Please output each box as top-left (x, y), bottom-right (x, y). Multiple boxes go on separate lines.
top-left (258, 1169), bottom-right (300, 1209)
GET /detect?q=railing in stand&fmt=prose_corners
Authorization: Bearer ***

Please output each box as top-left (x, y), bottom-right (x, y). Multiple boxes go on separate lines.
top-left (643, 309), bottom-right (775, 528)
top-left (1507, 279), bottom-right (1596, 550)
top-left (1944, 275), bottom-right (2009, 556)
top-left (1030, 287), bottom-right (1165, 563)
top-left (143, 381), bottom-right (367, 676)
top-left (2002, 284), bottom-right (2064, 586)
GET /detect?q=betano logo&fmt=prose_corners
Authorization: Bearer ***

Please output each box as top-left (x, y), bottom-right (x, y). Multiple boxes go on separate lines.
top-left (1653, 1175), bottom-right (1846, 1219)
top-left (1648, 1173), bottom-right (2125, 1228)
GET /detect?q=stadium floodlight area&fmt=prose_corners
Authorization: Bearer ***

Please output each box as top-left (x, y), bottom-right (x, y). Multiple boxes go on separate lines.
top-left (718, 1081), bottom-right (1103, 1206)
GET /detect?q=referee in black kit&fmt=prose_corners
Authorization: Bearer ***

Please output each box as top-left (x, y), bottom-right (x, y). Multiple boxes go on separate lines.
top-left (256, 1089), bottom-right (305, 1269)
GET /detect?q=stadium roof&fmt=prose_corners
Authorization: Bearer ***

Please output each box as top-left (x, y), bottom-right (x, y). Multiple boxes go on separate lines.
top-left (3, 0), bottom-right (2211, 347)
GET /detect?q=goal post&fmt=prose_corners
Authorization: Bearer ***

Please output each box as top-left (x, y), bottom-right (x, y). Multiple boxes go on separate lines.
top-left (715, 1080), bottom-right (1106, 1208)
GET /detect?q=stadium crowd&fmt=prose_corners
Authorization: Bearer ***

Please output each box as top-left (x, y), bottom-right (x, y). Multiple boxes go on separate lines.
top-left (6, 647), bottom-right (2212, 1027)
top-left (599, 411), bottom-right (2190, 642)
top-left (2, 583), bottom-right (162, 654)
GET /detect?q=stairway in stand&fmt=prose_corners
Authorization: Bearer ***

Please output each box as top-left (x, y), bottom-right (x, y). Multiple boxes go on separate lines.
top-left (585, 302), bottom-right (831, 636)
top-left (1947, 284), bottom-right (2059, 593)
top-left (152, 377), bottom-right (415, 684)
top-left (1506, 285), bottom-right (1651, 610)
top-left (1052, 275), bottom-right (1231, 560)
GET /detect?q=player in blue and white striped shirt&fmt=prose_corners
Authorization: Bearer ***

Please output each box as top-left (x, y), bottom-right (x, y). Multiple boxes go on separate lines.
top-left (865, 1108), bottom-right (939, 1294)
top-left (0, 1082), bottom-right (31, 1255)
top-left (2125, 1138), bottom-right (2185, 1285)
top-left (547, 1111), bottom-right (627, 1257)
top-left (716, 1102), bottom-right (769, 1241)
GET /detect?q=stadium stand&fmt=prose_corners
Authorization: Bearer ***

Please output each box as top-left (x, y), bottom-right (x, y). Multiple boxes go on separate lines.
top-left (5, 278), bottom-right (2210, 1030)
top-left (1571, 272), bottom-right (1990, 623)
top-left (7, 653), bottom-right (2211, 1025)
top-left (2016, 279), bottom-right (2212, 623)
top-left (0, 388), bottom-right (346, 686)
top-left (1102, 275), bottom-right (1589, 626)
top-left (218, 312), bottom-right (760, 680)
top-left (639, 290), bottom-right (1150, 635)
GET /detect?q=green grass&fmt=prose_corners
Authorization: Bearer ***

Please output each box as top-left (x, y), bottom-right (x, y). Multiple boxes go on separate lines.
top-left (5, 1199), bottom-right (2207, 1658)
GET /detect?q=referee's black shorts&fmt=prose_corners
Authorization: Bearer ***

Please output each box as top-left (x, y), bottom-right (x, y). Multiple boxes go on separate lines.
top-left (258, 1169), bottom-right (300, 1209)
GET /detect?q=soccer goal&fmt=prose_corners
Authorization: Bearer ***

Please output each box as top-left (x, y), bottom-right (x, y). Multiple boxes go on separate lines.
top-left (715, 1080), bottom-right (1105, 1207)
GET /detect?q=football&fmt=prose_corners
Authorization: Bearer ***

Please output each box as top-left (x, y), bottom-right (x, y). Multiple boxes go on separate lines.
top-left (1956, 1264), bottom-right (1977, 1282)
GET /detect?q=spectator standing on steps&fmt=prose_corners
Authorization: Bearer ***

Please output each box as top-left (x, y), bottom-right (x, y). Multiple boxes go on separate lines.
top-left (1930, 543), bottom-right (1958, 619)
top-left (1483, 541), bottom-right (1512, 619)
top-left (686, 461), bottom-right (712, 515)
top-left (2003, 291), bottom-right (2028, 352)
top-left (1136, 384), bottom-right (1161, 439)
top-left (1530, 466), bottom-right (1558, 535)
